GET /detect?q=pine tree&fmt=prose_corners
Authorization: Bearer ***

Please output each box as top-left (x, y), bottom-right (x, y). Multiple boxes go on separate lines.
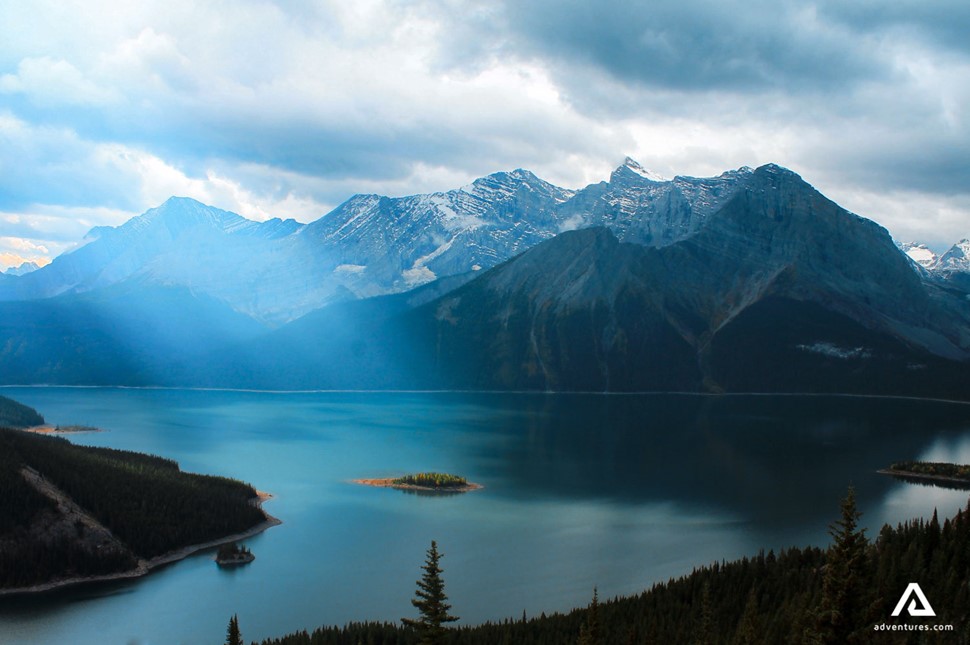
top-left (695, 581), bottom-right (715, 645)
top-left (578, 587), bottom-right (601, 645)
top-left (402, 540), bottom-right (459, 645)
top-left (814, 487), bottom-right (871, 644)
top-left (226, 613), bottom-right (242, 645)
top-left (732, 589), bottom-right (760, 645)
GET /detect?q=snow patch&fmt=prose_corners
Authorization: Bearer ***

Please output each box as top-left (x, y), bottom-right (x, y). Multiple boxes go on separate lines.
top-left (898, 242), bottom-right (939, 269)
top-left (430, 195), bottom-right (486, 231)
top-left (334, 264), bottom-right (367, 275)
top-left (559, 214), bottom-right (585, 233)
top-left (797, 342), bottom-right (872, 360)
top-left (403, 266), bottom-right (436, 286)
top-left (622, 157), bottom-right (670, 182)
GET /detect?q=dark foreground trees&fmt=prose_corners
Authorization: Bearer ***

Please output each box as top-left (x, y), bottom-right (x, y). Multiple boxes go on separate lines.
top-left (811, 487), bottom-right (872, 644)
top-left (226, 614), bottom-right (242, 645)
top-left (254, 491), bottom-right (970, 644)
top-left (402, 540), bottom-right (459, 645)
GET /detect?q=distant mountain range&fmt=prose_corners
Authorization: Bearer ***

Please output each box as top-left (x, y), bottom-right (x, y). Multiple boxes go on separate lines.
top-left (1, 160), bottom-right (968, 397)
top-left (1, 261), bottom-right (40, 277)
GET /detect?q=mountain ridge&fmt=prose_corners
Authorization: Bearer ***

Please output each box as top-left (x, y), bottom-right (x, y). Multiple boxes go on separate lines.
top-left (0, 160), bottom-right (967, 396)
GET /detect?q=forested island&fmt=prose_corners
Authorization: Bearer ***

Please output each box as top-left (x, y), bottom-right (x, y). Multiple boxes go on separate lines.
top-left (0, 424), bottom-right (278, 593)
top-left (353, 472), bottom-right (482, 493)
top-left (217, 542), bottom-right (255, 566)
top-left (879, 461), bottom-right (970, 489)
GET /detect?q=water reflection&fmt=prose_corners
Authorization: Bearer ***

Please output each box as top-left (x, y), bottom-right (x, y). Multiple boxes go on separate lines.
top-left (458, 393), bottom-right (970, 528)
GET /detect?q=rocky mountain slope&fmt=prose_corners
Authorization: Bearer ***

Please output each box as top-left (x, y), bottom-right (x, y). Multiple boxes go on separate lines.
top-left (180, 165), bottom-right (970, 397)
top-left (0, 160), bottom-right (778, 325)
top-left (0, 161), bottom-right (967, 396)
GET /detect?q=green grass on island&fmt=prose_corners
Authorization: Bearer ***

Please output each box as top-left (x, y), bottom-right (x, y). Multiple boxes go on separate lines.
top-left (392, 472), bottom-right (468, 489)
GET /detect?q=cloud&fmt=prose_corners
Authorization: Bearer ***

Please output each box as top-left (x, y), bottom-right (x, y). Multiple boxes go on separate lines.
top-left (0, 0), bottom-right (967, 265)
top-left (498, 1), bottom-right (885, 94)
top-left (0, 236), bottom-right (55, 271)
top-left (0, 57), bottom-right (119, 107)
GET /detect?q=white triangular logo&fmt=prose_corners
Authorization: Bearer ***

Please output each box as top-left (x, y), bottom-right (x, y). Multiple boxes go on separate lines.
top-left (891, 583), bottom-right (936, 617)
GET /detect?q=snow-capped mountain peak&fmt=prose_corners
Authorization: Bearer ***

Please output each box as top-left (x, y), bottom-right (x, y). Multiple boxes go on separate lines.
top-left (898, 242), bottom-right (940, 269)
top-left (614, 157), bottom-right (670, 183)
top-left (937, 239), bottom-right (970, 273)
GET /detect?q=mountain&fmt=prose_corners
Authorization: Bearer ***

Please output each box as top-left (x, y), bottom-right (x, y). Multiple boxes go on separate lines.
top-left (551, 157), bottom-right (755, 247)
top-left (185, 165), bottom-right (969, 397)
top-left (0, 173), bottom-right (576, 324)
top-left (0, 198), bottom-right (306, 324)
top-left (898, 242), bottom-right (940, 269)
top-left (935, 239), bottom-right (970, 291)
top-left (0, 281), bottom-right (266, 385)
top-left (1, 161), bottom-right (967, 396)
top-left (0, 161), bottom-right (764, 325)
top-left (897, 239), bottom-right (970, 293)
top-left (2, 261), bottom-right (41, 276)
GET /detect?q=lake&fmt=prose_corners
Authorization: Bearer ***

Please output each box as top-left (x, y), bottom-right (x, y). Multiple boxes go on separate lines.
top-left (1, 388), bottom-right (970, 645)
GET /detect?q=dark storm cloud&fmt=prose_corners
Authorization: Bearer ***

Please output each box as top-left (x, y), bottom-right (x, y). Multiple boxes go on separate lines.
top-left (1, 0), bottom-right (967, 254)
top-left (489, 0), bottom-right (886, 94)
top-left (818, 0), bottom-right (970, 56)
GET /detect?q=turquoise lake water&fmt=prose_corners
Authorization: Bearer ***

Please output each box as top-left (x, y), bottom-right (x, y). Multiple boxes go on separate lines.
top-left (1, 388), bottom-right (970, 645)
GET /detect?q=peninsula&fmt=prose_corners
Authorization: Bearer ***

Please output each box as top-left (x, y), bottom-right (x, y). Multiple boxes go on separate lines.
top-left (353, 472), bottom-right (482, 493)
top-left (0, 424), bottom-right (279, 595)
top-left (878, 461), bottom-right (970, 489)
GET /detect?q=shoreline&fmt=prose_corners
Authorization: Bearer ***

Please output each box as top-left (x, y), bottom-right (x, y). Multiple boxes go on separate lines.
top-left (352, 477), bottom-right (483, 493)
top-left (877, 469), bottom-right (970, 489)
top-left (20, 424), bottom-right (105, 435)
top-left (3, 384), bottom-right (969, 407)
top-left (0, 493), bottom-right (281, 597)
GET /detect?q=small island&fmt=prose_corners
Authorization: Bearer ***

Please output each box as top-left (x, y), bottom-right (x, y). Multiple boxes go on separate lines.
top-left (353, 472), bottom-right (482, 493)
top-left (878, 461), bottom-right (970, 489)
top-left (216, 542), bottom-right (255, 566)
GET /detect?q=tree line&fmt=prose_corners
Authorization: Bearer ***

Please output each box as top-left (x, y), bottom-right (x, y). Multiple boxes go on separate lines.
top-left (0, 394), bottom-right (44, 428)
top-left (0, 426), bottom-right (267, 588)
top-left (239, 488), bottom-right (970, 644)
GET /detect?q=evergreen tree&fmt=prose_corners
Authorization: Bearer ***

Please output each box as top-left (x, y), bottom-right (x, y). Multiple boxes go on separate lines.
top-left (694, 581), bottom-right (715, 645)
top-left (578, 587), bottom-right (601, 645)
top-left (226, 614), bottom-right (242, 645)
top-left (732, 589), bottom-right (760, 645)
top-left (402, 540), bottom-right (459, 645)
top-left (814, 486), bottom-right (871, 644)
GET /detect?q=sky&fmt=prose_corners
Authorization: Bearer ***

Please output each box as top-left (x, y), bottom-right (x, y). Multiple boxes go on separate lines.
top-left (1, 0), bottom-right (969, 270)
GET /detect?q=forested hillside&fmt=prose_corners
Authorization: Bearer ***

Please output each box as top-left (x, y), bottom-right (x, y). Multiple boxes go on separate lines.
top-left (0, 427), bottom-right (268, 590)
top-left (0, 394), bottom-right (44, 428)
top-left (252, 491), bottom-right (970, 644)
